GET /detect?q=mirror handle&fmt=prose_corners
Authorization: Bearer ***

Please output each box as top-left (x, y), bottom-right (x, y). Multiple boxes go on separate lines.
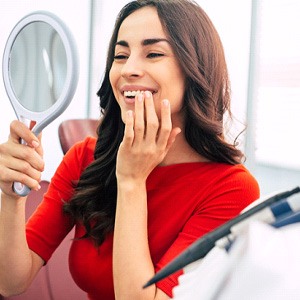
top-left (13, 182), bottom-right (31, 197)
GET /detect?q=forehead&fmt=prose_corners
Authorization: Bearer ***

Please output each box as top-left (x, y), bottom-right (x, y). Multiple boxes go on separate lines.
top-left (117, 6), bottom-right (167, 41)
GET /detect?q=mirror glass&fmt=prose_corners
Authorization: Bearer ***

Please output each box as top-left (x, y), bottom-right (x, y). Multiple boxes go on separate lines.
top-left (9, 21), bottom-right (67, 112)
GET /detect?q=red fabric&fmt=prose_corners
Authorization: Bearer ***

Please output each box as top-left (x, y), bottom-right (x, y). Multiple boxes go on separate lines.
top-left (26, 137), bottom-right (260, 299)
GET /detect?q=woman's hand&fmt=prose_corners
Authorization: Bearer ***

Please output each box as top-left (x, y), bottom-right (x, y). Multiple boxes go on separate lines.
top-left (116, 91), bottom-right (181, 184)
top-left (0, 120), bottom-right (44, 198)
top-left (114, 91), bottom-right (177, 299)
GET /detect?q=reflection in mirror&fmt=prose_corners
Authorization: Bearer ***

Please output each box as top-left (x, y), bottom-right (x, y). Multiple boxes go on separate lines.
top-left (9, 21), bottom-right (67, 112)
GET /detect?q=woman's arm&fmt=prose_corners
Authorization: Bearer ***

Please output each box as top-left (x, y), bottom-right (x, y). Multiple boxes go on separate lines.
top-left (113, 92), bottom-right (180, 300)
top-left (0, 194), bottom-right (44, 296)
top-left (0, 121), bottom-right (44, 296)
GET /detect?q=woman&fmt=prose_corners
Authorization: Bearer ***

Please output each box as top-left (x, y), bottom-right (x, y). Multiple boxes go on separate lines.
top-left (0, 1), bottom-right (259, 299)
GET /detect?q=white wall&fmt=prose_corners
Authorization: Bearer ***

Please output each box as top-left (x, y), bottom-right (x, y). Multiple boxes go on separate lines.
top-left (199, 0), bottom-right (252, 141)
top-left (0, 0), bottom-right (91, 180)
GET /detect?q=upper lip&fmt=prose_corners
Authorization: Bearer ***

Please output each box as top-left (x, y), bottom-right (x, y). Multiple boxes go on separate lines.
top-left (120, 85), bottom-right (157, 94)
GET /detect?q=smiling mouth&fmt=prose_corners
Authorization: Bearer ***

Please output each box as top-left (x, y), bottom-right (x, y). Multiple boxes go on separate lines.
top-left (123, 90), bottom-right (156, 98)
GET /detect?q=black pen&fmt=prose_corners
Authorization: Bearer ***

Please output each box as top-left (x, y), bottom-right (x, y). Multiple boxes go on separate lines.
top-left (143, 186), bottom-right (300, 288)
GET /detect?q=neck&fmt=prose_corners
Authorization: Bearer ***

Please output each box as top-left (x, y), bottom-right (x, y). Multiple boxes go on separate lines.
top-left (160, 131), bottom-right (209, 166)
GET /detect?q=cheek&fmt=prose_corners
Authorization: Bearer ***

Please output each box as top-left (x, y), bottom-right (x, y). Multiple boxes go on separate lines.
top-left (171, 77), bottom-right (186, 111)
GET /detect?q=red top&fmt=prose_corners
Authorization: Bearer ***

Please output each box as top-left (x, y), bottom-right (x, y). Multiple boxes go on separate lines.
top-left (26, 137), bottom-right (260, 299)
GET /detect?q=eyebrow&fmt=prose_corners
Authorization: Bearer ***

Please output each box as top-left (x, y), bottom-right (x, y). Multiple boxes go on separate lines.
top-left (115, 38), bottom-right (170, 47)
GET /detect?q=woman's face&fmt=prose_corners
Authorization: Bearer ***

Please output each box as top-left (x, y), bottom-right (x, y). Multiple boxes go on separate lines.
top-left (109, 6), bottom-right (185, 125)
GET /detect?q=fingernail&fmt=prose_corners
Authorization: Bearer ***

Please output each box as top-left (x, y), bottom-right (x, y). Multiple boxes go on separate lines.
top-left (127, 110), bottom-right (133, 117)
top-left (35, 184), bottom-right (41, 191)
top-left (32, 140), bottom-right (39, 148)
top-left (145, 91), bottom-right (151, 98)
top-left (137, 93), bottom-right (144, 102)
top-left (163, 99), bottom-right (169, 107)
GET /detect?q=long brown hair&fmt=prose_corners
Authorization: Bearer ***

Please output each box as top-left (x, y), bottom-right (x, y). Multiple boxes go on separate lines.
top-left (63, 0), bottom-right (243, 246)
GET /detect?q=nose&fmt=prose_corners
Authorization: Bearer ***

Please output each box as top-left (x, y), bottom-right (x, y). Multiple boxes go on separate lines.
top-left (121, 55), bottom-right (144, 79)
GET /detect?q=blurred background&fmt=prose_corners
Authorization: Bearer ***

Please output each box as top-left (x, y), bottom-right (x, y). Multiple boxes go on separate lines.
top-left (0, 0), bottom-right (299, 197)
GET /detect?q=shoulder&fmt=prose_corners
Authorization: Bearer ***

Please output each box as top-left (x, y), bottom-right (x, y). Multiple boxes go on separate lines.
top-left (208, 163), bottom-right (259, 192)
top-left (191, 162), bottom-right (258, 184)
top-left (219, 164), bottom-right (259, 190)
top-left (206, 163), bottom-right (260, 206)
top-left (178, 162), bottom-right (260, 207)
top-left (164, 162), bottom-right (258, 187)
top-left (149, 162), bottom-right (260, 200)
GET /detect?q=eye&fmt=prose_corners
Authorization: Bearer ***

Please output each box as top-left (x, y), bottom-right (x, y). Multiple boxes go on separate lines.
top-left (113, 54), bottom-right (128, 60)
top-left (147, 53), bottom-right (164, 59)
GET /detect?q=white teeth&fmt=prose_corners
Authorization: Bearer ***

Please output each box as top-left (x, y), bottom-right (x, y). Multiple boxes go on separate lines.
top-left (123, 90), bottom-right (155, 98)
top-left (124, 90), bottom-right (142, 97)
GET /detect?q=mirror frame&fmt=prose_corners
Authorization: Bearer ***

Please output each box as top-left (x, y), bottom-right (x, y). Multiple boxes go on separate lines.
top-left (2, 10), bottom-right (79, 135)
top-left (2, 11), bottom-right (79, 196)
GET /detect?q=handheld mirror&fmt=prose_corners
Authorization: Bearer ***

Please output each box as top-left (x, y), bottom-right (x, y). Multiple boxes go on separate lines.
top-left (2, 11), bottom-right (79, 196)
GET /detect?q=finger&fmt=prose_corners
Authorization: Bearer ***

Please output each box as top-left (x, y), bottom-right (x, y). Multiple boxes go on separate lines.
top-left (16, 144), bottom-right (45, 172)
top-left (0, 166), bottom-right (41, 192)
top-left (0, 142), bottom-right (44, 172)
top-left (122, 110), bottom-right (134, 147)
top-left (8, 157), bottom-right (42, 183)
top-left (156, 99), bottom-right (172, 147)
top-left (166, 127), bottom-right (182, 152)
top-left (10, 120), bottom-right (40, 149)
top-left (35, 132), bottom-right (44, 157)
top-left (134, 93), bottom-right (145, 142)
top-left (0, 151), bottom-right (42, 192)
top-left (144, 91), bottom-right (159, 142)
